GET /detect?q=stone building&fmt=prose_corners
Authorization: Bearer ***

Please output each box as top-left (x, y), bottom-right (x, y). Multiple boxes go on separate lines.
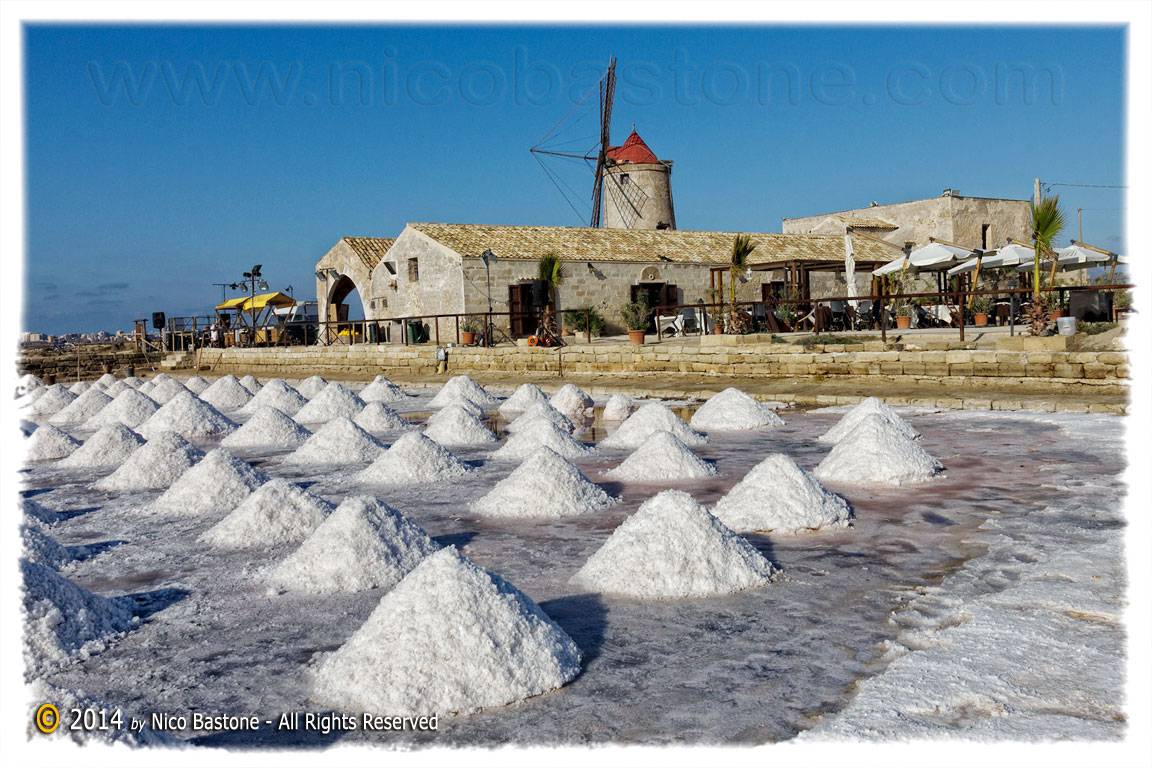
top-left (313, 222), bottom-right (893, 339)
top-left (602, 129), bottom-right (676, 230)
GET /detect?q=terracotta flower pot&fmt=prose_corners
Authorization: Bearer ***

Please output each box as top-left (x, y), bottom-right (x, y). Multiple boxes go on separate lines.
top-left (628, 330), bottom-right (646, 345)
top-left (460, 331), bottom-right (476, 345)
top-left (1049, 309), bottom-right (1064, 321)
top-left (974, 313), bottom-right (989, 327)
top-left (895, 316), bottom-right (912, 329)
top-left (712, 323), bottom-right (723, 335)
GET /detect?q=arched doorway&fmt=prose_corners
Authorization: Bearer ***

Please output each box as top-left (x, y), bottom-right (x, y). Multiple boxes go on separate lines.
top-left (327, 274), bottom-right (371, 342)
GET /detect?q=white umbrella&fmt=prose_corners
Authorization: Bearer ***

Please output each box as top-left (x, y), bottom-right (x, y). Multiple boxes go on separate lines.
top-left (947, 242), bottom-right (1034, 276)
top-left (872, 240), bottom-right (974, 277)
top-left (1054, 242), bottom-right (1116, 267)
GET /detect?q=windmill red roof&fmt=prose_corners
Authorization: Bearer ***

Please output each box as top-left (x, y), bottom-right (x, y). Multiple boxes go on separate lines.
top-left (606, 129), bottom-right (660, 164)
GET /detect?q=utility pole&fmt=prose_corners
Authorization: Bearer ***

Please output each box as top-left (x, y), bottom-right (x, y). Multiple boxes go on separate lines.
top-left (1077, 208), bottom-right (1083, 242)
top-left (1033, 177), bottom-right (1042, 206)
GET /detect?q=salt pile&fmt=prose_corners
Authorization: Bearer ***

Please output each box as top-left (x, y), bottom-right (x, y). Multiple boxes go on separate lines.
top-left (22, 385), bottom-right (76, 418)
top-left (266, 496), bottom-right (437, 593)
top-left (293, 383), bottom-right (366, 424)
top-left (24, 425), bottom-right (81, 462)
top-left (689, 388), bottom-right (785, 431)
top-left (198, 375), bottom-right (254, 411)
top-left (818, 396), bottom-right (919, 444)
top-left (296, 375), bottom-right (329, 399)
top-left (22, 559), bottom-right (137, 678)
top-left (101, 380), bottom-right (132, 397)
top-left (604, 431), bottom-right (716, 482)
top-left (497, 383), bottom-right (549, 416)
top-left (58, 424), bottom-right (145, 469)
top-left (183, 375), bottom-right (212, 394)
top-left (358, 375), bottom-right (407, 403)
top-left (312, 546), bottom-right (581, 716)
top-left (549, 383), bottom-right (593, 418)
top-left (571, 489), bottom-right (777, 599)
top-left (599, 402), bottom-right (706, 450)
top-left (18, 373), bottom-right (43, 394)
top-left (94, 431), bottom-right (203, 492)
top-left (152, 373), bottom-right (174, 383)
top-left (285, 417), bottom-right (382, 465)
top-left (22, 497), bottom-right (63, 527)
top-left (145, 377), bottom-right (190, 405)
top-left (47, 388), bottom-right (113, 426)
top-left (137, 391), bottom-right (236, 440)
top-left (357, 432), bottom-right (471, 486)
top-left (95, 373), bottom-right (118, 388)
top-left (239, 378), bottom-right (307, 416)
top-left (602, 393), bottom-right (633, 421)
top-left (424, 404), bottom-right (498, 447)
top-left (472, 447), bottom-right (615, 519)
top-left (68, 381), bottom-right (92, 395)
top-left (220, 407), bottom-right (312, 450)
top-left (82, 389), bottom-right (158, 429)
top-left (199, 478), bottom-right (332, 549)
top-left (152, 448), bottom-right (267, 516)
top-left (354, 402), bottom-right (410, 432)
top-left (428, 375), bottom-right (498, 408)
top-left (121, 376), bottom-right (144, 388)
top-left (491, 417), bottom-right (591, 461)
top-left (713, 453), bottom-right (851, 533)
top-left (506, 401), bottom-right (574, 434)
top-left (814, 414), bottom-right (941, 486)
top-left (23, 525), bottom-right (71, 570)
top-left (238, 375), bottom-right (262, 394)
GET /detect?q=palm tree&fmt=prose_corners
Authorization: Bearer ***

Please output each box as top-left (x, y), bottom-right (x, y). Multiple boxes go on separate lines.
top-left (537, 252), bottom-right (563, 309)
top-left (1030, 195), bottom-right (1065, 302)
top-left (728, 234), bottom-right (757, 307)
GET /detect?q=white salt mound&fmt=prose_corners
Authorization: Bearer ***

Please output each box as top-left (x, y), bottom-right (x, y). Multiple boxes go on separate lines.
top-left (82, 389), bottom-right (158, 429)
top-left (358, 376), bottom-right (407, 403)
top-left (23, 385), bottom-right (76, 418)
top-left (293, 383), bottom-right (366, 424)
top-left (18, 373), bottom-right (43, 394)
top-left (424, 404), bottom-right (498, 447)
top-left (312, 546), bottom-right (581, 716)
top-left (146, 377), bottom-right (190, 405)
top-left (713, 453), bottom-right (851, 533)
top-left (814, 414), bottom-right (941, 486)
top-left (267, 496), bottom-right (438, 594)
top-left (152, 373), bottom-right (174, 383)
top-left (68, 381), bottom-right (92, 395)
top-left (296, 375), bottom-right (329, 399)
top-left (221, 407), bottom-right (312, 450)
top-left (24, 425), bottom-right (81, 462)
top-left (601, 393), bottom-right (633, 421)
top-left (198, 375), bottom-right (253, 411)
top-left (428, 375), bottom-right (498, 408)
top-left (22, 497), bottom-right (64, 527)
top-left (549, 383), bottom-right (593, 418)
top-left (22, 559), bottom-right (137, 679)
top-left (102, 380), bottom-right (132, 397)
top-left (571, 489), bottom-right (777, 599)
top-left (357, 432), bottom-right (471, 486)
top-left (183, 375), bottom-right (212, 394)
top-left (137, 391), bottom-right (235, 441)
top-left (599, 402), bottom-right (706, 449)
top-left (472, 447), bottom-right (615, 519)
top-left (491, 417), bottom-right (591, 461)
top-left (94, 431), bottom-right (203, 492)
top-left (23, 525), bottom-right (71, 569)
top-left (497, 383), bottom-right (549, 416)
top-left (58, 424), bottom-right (145, 469)
top-left (47, 388), bottom-right (113, 426)
top-left (121, 376), bottom-right (144, 388)
top-left (818, 396), bottom-right (919, 444)
top-left (95, 373), bottom-right (118, 388)
top-left (286, 417), bottom-right (382, 465)
top-left (238, 375), bottom-right (261, 394)
top-left (354, 402), bottom-right (409, 432)
top-left (506, 401), bottom-right (574, 434)
top-left (199, 478), bottom-right (332, 549)
top-left (152, 448), bottom-right (267, 516)
top-left (239, 378), bottom-right (308, 416)
top-left (689, 388), bottom-right (785, 431)
top-left (604, 430), bottom-right (716, 482)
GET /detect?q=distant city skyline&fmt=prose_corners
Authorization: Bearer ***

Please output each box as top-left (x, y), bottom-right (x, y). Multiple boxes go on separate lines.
top-left (24, 24), bottom-right (1126, 334)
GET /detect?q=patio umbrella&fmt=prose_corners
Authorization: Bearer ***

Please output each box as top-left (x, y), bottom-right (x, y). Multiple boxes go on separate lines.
top-left (872, 240), bottom-right (974, 277)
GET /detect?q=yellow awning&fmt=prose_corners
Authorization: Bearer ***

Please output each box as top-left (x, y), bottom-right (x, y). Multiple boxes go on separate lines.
top-left (215, 296), bottom-right (248, 311)
top-left (215, 292), bottom-right (296, 312)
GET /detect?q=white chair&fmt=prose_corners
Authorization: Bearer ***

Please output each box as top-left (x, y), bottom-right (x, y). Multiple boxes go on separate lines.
top-left (656, 313), bottom-right (685, 337)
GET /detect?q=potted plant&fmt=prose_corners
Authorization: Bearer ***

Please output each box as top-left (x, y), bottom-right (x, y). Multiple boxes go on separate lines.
top-left (564, 307), bottom-right (605, 338)
top-left (706, 288), bottom-right (723, 334)
top-left (460, 317), bottom-right (481, 345)
top-left (1048, 297), bottom-right (1067, 321)
top-left (619, 300), bottom-right (650, 345)
top-left (972, 297), bottom-right (992, 327)
top-left (895, 303), bottom-right (914, 329)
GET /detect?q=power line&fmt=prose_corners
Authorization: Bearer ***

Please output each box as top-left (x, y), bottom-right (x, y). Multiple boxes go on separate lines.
top-left (1045, 182), bottom-right (1126, 190)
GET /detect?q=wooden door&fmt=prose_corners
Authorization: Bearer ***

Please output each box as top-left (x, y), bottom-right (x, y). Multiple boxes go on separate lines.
top-left (508, 284), bottom-right (526, 337)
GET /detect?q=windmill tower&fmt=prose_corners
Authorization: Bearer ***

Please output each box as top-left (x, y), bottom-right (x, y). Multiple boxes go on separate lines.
top-left (531, 57), bottom-right (677, 231)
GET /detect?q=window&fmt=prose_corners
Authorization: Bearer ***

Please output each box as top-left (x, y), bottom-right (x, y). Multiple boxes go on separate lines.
top-left (382, 261), bottom-right (397, 276)
top-left (619, 173), bottom-right (630, 185)
top-left (407, 257), bottom-right (419, 282)
top-left (981, 224), bottom-right (991, 250)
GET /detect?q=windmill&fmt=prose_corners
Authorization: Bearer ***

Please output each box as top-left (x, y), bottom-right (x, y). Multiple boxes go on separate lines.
top-left (530, 57), bottom-right (618, 228)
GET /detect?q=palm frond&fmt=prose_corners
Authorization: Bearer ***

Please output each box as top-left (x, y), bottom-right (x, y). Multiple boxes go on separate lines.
top-left (729, 234), bottom-right (756, 269)
top-left (537, 252), bottom-right (563, 287)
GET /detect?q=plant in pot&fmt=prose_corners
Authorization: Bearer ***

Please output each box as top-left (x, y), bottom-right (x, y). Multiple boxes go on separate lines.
top-left (1028, 194), bottom-right (1065, 334)
top-left (460, 317), bottom-right (481, 345)
top-left (619, 300), bottom-right (650, 345)
top-left (564, 307), bottom-right (605, 339)
top-left (895, 303), bottom-right (915, 329)
top-left (972, 297), bottom-right (992, 327)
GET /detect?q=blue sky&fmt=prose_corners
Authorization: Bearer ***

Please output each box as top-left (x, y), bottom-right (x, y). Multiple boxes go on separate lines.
top-left (24, 24), bottom-right (1126, 333)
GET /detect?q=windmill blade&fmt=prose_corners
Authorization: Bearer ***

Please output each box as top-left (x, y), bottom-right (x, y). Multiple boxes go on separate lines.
top-left (590, 57), bottom-right (617, 228)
